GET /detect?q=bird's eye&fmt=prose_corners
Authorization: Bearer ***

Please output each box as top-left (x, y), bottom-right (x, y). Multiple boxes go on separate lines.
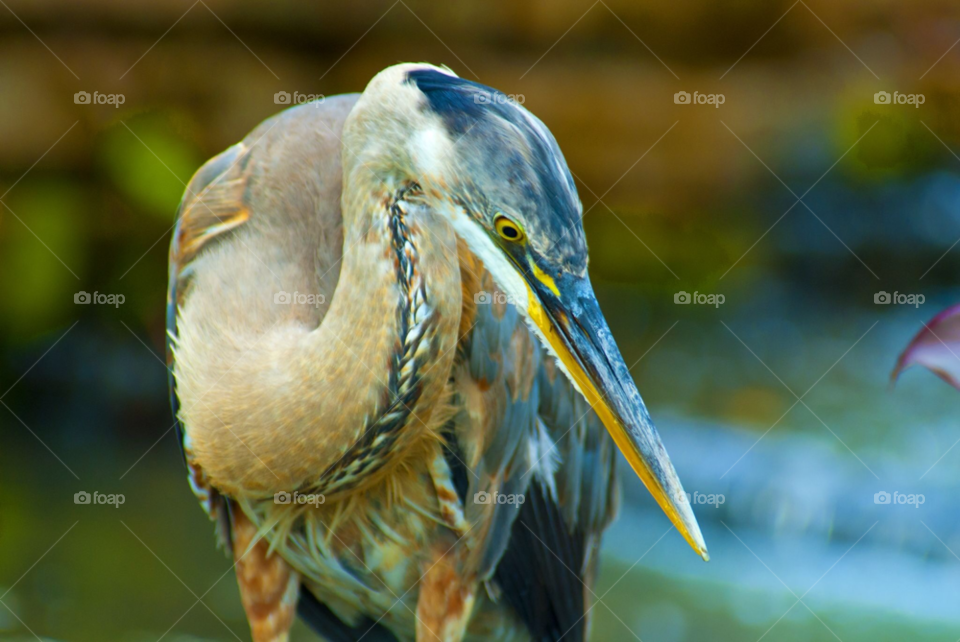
top-left (495, 216), bottom-right (525, 243)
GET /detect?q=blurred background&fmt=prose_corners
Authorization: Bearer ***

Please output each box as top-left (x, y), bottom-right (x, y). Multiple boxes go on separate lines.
top-left (2, 1), bottom-right (960, 640)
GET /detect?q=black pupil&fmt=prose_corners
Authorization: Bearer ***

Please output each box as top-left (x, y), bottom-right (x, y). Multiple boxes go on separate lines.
top-left (502, 225), bottom-right (518, 239)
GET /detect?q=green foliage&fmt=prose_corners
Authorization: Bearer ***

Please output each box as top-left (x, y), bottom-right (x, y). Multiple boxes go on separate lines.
top-left (98, 113), bottom-right (202, 221)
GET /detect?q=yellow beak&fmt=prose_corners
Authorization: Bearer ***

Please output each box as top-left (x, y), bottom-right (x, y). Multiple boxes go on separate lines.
top-left (524, 274), bottom-right (708, 561)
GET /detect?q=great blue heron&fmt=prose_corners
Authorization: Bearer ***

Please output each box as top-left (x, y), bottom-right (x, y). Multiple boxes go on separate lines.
top-left (167, 63), bottom-right (707, 642)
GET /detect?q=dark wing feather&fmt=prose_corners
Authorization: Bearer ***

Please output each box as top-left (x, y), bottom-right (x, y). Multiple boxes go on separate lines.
top-left (451, 266), bottom-right (538, 576)
top-left (537, 357), bottom-right (620, 537)
top-left (454, 264), bottom-right (619, 642)
top-left (493, 481), bottom-right (589, 642)
top-left (298, 586), bottom-right (399, 642)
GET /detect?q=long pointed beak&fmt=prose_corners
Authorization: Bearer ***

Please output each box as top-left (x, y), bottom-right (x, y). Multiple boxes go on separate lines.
top-left (524, 270), bottom-right (709, 561)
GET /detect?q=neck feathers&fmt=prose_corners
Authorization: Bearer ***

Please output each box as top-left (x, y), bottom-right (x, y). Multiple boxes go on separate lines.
top-left (306, 183), bottom-right (453, 496)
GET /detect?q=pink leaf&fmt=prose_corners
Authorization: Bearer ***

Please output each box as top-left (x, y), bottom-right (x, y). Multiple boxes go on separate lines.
top-left (893, 303), bottom-right (960, 391)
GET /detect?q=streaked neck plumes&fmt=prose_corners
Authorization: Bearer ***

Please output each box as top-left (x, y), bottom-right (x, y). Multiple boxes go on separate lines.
top-left (302, 181), bottom-right (460, 496)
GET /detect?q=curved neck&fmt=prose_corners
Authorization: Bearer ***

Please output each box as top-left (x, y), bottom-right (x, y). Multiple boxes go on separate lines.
top-left (287, 166), bottom-right (462, 495)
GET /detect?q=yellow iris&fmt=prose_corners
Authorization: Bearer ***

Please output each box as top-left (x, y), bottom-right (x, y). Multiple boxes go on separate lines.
top-left (495, 215), bottom-right (525, 243)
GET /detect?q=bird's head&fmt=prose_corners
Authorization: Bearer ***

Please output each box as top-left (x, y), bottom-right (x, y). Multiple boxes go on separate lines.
top-left (345, 63), bottom-right (708, 561)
